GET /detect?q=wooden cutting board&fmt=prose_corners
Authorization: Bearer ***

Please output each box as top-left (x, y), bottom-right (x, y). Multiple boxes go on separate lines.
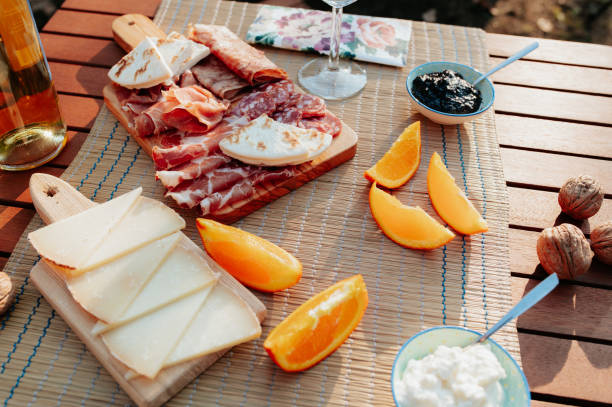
top-left (28, 173), bottom-right (266, 407)
top-left (103, 14), bottom-right (358, 223)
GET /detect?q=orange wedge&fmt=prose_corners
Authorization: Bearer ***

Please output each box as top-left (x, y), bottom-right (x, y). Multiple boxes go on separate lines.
top-left (427, 152), bottom-right (488, 235)
top-left (364, 121), bottom-right (421, 188)
top-left (196, 219), bottom-right (302, 292)
top-left (369, 182), bottom-right (455, 249)
top-left (264, 275), bottom-right (368, 372)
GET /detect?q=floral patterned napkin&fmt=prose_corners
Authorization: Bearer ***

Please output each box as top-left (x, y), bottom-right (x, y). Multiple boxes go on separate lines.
top-left (246, 6), bottom-right (412, 67)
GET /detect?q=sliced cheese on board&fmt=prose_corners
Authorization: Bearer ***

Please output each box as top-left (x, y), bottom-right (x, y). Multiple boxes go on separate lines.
top-left (108, 37), bottom-right (173, 89)
top-left (164, 283), bottom-right (261, 367)
top-left (66, 233), bottom-right (180, 323)
top-left (102, 285), bottom-right (213, 379)
top-left (82, 197), bottom-right (185, 272)
top-left (92, 236), bottom-right (218, 334)
top-left (157, 32), bottom-right (210, 77)
top-left (219, 114), bottom-right (332, 166)
top-left (28, 188), bottom-right (141, 270)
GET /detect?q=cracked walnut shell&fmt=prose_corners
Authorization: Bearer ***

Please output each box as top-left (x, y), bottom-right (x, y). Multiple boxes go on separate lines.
top-left (536, 223), bottom-right (593, 279)
top-left (591, 221), bottom-right (612, 265)
top-left (0, 272), bottom-right (16, 316)
top-left (558, 175), bottom-right (603, 220)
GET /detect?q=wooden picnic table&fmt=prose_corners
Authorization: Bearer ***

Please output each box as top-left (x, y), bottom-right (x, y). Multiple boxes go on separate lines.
top-left (1, 0), bottom-right (611, 405)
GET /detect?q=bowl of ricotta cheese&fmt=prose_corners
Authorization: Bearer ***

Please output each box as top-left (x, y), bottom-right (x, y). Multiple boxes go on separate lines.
top-left (391, 326), bottom-right (529, 407)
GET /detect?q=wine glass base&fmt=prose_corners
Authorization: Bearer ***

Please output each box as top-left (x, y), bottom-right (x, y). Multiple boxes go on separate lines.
top-left (298, 58), bottom-right (367, 100)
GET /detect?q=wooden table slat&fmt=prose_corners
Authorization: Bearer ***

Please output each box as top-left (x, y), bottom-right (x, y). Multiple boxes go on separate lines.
top-left (495, 84), bottom-right (612, 125)
top-left (41, 34), bottom-right (123, 67)
top-left (519, 332), bottom-right (612, 404)
top-left (61, 0), bottom-right (158, 18)
top-left (0, 167), bottom-right (64, 203)
top-left (49, 62), bottom-right (108, 98)
top-left (486, 32), bottom-right (612, 69)
top-left (490, 57), bottom-right (612, 96)
top-left (50, 131), bottom-right (89, 168)
top-left (58, 94), bottom-right (104, 130)
top-left (43, 9), bottom-right (116, 38)
top-left (513, 277), bottom-right (612, 341)
top-left (502, 148), bottom-right (612, 194)
top-left (496, 114), bottom-right (612, 159)
top-left (0, 206), bottom-right (36, 254)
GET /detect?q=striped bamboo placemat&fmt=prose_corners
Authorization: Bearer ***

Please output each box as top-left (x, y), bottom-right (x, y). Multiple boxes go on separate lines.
top-left (0, 0), bottom-right (516, 405)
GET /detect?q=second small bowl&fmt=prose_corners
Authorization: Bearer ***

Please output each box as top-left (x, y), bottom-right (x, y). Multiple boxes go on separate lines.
top-left (391, 326), bottom-right (530, 407)
top-left (406, 61), bottom-right (495, 125)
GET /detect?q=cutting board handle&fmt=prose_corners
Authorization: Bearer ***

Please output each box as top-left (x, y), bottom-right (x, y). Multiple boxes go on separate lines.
top-left (29, 173), bottom-right (95, 224)
top-left (112, 14), bottom-right (167, 53)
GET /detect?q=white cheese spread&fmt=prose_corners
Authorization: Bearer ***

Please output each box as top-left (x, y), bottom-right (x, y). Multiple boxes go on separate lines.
top-left (394, 343), bottom-right (506, 407)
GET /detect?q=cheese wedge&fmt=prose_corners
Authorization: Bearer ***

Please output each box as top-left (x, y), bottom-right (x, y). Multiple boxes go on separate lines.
top-left (92, 236), bottom-right (218, 334)
top-left (28, 188), bottom-right (141, 270)
top-left (219, 114), bottom-right (332, 166)
top-left (156, 32), bottom-right (210, 77)
top-left (81, 197), bottom-right (185, 273)
top-left (164, 283), bottom-right (261, 367)
top-left (101, 285), bottom-right (213, 379)
top-left (66, 233), bottom-right (180, 323)
top-left (108, 37), bottom-right (173, 89)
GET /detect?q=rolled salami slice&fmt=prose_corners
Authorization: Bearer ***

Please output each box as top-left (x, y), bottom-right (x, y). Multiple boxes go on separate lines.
top-left (191, 56), bottom-right (250, 100)
top-left (189, 24), bottom-right (288, 85)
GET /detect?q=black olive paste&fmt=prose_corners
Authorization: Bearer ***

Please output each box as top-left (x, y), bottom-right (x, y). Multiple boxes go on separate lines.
top-left (411, 70), bottom-right (482, 114)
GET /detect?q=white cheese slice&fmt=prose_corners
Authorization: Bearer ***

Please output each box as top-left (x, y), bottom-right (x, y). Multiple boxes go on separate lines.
top-left (81, 197), bottom-right (185, 272)
top-left (219, 114), bottom-right (332, 166)
top-left (108, 37), bottom-right (173, 89)
top-left (28, 188), bottom-right (141, 271)
top-left (156, 32), bottom-right (210, 77)
top-left (92, 236), bottom-right (218, 334)
top-left (101, 285), bottom-right (213, 379)
top-left (164, 283), bottom-right (261, 367)
top-left (66, 233), bottom-right (180, 323)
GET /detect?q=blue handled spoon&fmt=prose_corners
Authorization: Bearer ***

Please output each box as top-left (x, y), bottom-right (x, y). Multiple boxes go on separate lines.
top-left (472, 41), bottom-right (539, 86)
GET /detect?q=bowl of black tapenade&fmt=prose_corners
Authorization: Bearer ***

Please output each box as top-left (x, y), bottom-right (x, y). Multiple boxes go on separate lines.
top-left (406, 62), bottom-right (494, 125)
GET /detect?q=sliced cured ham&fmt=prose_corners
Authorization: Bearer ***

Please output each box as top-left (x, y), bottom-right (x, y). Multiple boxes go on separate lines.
top-left (151, 116), bottom-right (250, 170)
top-left (155, 153), bottom-right (231, 188)
top-left (191, 56), bottom-right (250, 100)
top-left (189, 24), bottom-right (288, 85)
top-left (161, 85), bottom-right (229, 133)
top-left (200, 167), bottom-right (297, 215)
top-left (166, 165), bottom-right (257, 208)
top-left (179, 69), bottom-right (198, 87)
top-left (135, 99), bottom-right (173, 137)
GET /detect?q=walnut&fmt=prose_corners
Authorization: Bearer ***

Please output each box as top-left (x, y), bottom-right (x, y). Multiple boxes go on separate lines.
top-left (558, 175), bottom-right (603, 220)
top-left (0, 272), bottom-right (16, 316)
top-left (591, 221), bottom-right (612, 265)
top-left (536, 223), bottom-right (593, 279)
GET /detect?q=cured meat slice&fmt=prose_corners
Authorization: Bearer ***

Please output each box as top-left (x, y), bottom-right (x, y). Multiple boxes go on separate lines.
top-left (179, 69), bottom-right (198, 87)
top-left (189, 24), bottom-right (288, 85)
top-left (152, 116), bottom-right (250, 170)
top-left (200, 167), bottom-right (297, 215)
top-left (191, 56), bottom-right (250, 100)
top-left (300, 111), bottom-right (342, 137)
top-left (230, 80), bottom-right (294, 119)
top-left (165, 165), bottom-right (257, 208)
top-left (155, 153), bottom-right (232, 188)
top-left (135, 99), bottom-right (173, 137)
top-left (271, 108), bottom-right (301, 126)
top-left (162, 86), bottom-right (229, 133)
top-left (114, 83), bottom-right (165, 120)
top-left (282, 93), bottom-right (326, 118)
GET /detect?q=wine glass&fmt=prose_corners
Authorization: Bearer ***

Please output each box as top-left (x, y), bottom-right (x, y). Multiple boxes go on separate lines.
top-left (298, 0), bottom-right (367, 100)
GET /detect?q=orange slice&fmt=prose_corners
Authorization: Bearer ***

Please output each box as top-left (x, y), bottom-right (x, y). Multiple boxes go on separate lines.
top-left (369, 182), bottom-right (455, 249)
top-left (264, 275), bottom-right (368, 372)
top-left (196, 219), bottom-right (302, 292)
top-left (364, 121), bottom-right (421, 188)
top-left (427, 152), bottom-right (488, 235)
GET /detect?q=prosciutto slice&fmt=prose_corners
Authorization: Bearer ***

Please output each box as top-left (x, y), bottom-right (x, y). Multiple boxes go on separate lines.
top-left (165, 165), bottom-right (257, 208)
top-left (161, 85), bottom-right (229, 133)
top-left (135, 99), bottom-right (173, 137)
top-left (155, 153), bottom-right (232, 188)
top-left (200, 167), bottom-right (297, 215)
top-left (189, 24), bottom-right (288, 85)
top-left (191, 56), bottom-right (250, 100)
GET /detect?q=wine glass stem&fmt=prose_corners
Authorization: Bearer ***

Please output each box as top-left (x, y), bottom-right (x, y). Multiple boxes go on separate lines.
top-left (328, 6), bottom-right (342, 71)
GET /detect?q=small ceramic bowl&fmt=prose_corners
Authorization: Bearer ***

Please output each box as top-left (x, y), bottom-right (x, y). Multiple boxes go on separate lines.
top-left (406, 61), bottom-right (495, 125)
top-left (391, 326), bottom-right (530, 407)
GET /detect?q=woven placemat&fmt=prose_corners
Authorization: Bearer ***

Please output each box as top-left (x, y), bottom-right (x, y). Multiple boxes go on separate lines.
top-left (0, 0), bottom-right (515, 405)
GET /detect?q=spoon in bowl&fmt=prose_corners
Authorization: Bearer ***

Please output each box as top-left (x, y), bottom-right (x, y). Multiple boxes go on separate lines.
top-left (472, 41), bottom-right (539, 86)
top-left (472, 272), bottom-right (559, 345)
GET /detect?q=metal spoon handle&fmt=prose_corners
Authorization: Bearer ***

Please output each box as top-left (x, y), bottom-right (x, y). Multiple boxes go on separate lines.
top-left (473, 41), bottom-right (539, 86)
top-left (476, 273), bottom-right (559, 344)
